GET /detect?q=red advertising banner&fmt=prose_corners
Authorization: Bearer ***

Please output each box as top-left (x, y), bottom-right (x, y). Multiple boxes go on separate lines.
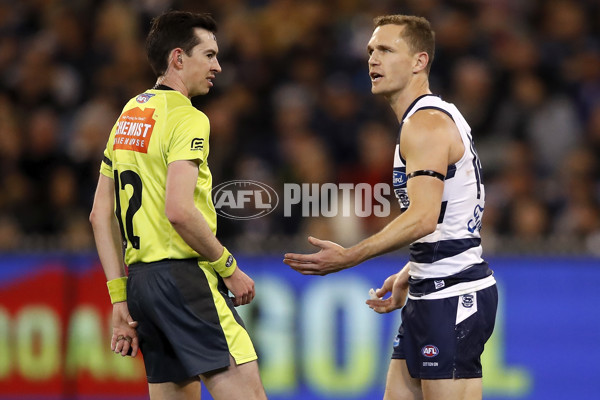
top-left (0, 257), bottom-right (148, 398)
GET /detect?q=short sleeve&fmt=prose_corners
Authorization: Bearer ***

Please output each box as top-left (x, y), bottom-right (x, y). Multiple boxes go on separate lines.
top-left (167, 108), bottom-right (210, 165)
top-left (99, 123), bottom-right (117, 178)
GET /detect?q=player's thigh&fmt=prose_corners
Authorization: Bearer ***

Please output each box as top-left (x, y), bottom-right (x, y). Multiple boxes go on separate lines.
top-left (384, 359), bottom-right (423, 400)
top-left (148, 378), bottom-right (201, 400)
top-left (200, 356), bottom-right (266, 400)
top-left (421, 377), bottom-right (482, 400)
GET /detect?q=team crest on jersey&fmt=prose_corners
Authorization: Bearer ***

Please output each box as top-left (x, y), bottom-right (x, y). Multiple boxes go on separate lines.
top-left (461, 294), bottom-right (474, 308)
top-left (135, 93), bottom-right (155, 103)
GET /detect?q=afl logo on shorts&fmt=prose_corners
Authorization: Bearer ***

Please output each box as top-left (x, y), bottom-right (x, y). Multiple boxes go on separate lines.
top-left (422, 345), bottom-right (439, 358)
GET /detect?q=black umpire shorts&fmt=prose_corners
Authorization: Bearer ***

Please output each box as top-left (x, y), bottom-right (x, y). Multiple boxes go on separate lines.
top-left (127, 259), bottom-right (257, 383)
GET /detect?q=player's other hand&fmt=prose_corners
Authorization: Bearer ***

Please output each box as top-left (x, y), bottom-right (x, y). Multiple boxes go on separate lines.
top-left (223, 267), bottom-right (255, 306)
top-left (366, 272), bottom-right (409, 314)
top-left (283, 236), bottom-right (351, 276)
top-left (111, 302), bottom-right (139, 357)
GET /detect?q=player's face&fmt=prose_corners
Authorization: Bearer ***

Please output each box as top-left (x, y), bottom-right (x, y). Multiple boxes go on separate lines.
top-left (183, 28), bottom-right (222, 96)
top-left (367, 25), bottom-right (416, 97)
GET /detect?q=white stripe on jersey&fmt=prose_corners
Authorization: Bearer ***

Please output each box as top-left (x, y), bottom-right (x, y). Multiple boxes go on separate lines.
top-left (407, 275), bottom-right (496, 300)
top-left (393, 95), bottom-right (486, 279)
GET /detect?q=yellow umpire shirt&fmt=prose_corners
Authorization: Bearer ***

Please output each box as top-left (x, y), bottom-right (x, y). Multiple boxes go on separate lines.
top-left (99, 88), bottom-right (216, 265)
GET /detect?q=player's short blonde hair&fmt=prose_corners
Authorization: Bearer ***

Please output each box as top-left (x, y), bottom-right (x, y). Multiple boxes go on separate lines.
top-left (374, 15), bottom-right (435, 73)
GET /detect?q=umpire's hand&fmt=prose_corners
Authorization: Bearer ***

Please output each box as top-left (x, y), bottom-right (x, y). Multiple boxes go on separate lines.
top-left (223, 267), bottom-right (255, 306)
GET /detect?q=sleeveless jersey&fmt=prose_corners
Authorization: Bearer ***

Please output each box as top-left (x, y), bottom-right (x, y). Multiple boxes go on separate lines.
top-left (392, 94), bottom-right (488, 282)
top-left (99, 88), bottom-right (216, 265)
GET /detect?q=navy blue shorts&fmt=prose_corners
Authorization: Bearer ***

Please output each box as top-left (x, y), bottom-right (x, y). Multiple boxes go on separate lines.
top-left (391, 284), bottom-right (498, 379)
top-left (127, 259), bottom-right (257, 383)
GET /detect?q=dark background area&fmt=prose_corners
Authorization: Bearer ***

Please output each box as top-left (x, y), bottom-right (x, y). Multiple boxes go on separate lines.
top-left (1, 0), bottom-right (599, 256)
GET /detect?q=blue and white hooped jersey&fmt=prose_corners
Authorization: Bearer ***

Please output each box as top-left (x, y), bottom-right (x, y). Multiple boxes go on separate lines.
top-left (393, 94), bottom-right (492, 289)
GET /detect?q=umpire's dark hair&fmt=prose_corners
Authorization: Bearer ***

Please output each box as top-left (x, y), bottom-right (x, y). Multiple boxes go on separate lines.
top-left (146, 11), bottom-right (217, 77)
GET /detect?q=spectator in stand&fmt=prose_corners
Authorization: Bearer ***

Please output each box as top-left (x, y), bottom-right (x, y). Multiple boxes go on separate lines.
top-left (0, 0), bottom-right (598, 254)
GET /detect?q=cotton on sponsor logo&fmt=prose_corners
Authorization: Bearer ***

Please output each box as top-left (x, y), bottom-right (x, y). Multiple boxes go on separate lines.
top-left (113, 107), bottom-right (156, 153)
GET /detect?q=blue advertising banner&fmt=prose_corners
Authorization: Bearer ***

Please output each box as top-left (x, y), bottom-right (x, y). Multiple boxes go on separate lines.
top-left (0, 254), bottom-right (598, 399)
top-left (229, 255), bottom-right (600, 400)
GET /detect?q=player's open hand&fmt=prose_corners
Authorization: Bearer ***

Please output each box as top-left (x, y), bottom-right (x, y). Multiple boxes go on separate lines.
top-left (284, 236), bottom-right (352, 276)
top-left (111, 302), bottom-right (139, 357)
top-left (366, 272), bottom-right (409, 314)
top-left (223, 267), bottom-right (255, 306)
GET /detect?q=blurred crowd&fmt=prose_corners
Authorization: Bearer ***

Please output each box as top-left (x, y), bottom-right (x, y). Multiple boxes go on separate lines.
top-left (0, 0), bottom-right (599, 255)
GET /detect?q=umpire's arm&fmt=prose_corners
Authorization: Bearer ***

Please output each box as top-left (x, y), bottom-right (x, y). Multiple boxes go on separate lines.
top-left (90, 173), bottom-right (139, 357)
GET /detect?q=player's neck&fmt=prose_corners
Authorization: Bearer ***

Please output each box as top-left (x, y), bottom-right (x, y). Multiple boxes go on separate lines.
top-left (388, 76), bottom-right (431, 122)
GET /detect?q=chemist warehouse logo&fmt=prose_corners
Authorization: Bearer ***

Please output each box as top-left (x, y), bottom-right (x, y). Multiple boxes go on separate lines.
top-left (113, 107), bottom-right (155, 153)
top-left (211, 180), bottom-right (392, 220)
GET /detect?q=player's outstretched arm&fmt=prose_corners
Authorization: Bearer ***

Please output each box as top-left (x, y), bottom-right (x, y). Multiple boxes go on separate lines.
top-left (283, 236), bottom-right (352, 276)
top-left (284, 110), bottom-right (453, 276)
top-left (283, 180), bottom-right (442, 275)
